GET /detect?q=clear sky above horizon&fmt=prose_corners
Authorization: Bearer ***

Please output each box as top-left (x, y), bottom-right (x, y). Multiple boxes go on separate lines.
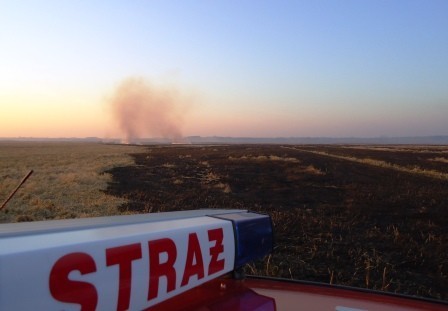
top-left (1, 1), bottom-right (447, 139)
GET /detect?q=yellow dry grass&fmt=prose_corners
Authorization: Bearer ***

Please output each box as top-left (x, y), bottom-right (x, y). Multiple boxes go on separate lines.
top-left (288, 147), bottom-right (448, 180)
top-left (343, 146), bottom-right (448, 154)
top-left (303, 165), bottom-right (325, 175)
top-left (229, 154), bottom-right (300, 163)
top-left (0, 141), bottom-right (145, 223)
top-left (429, 157), bottom-right (448, 164)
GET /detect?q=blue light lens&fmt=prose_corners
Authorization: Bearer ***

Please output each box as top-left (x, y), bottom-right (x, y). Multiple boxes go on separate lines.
top-left (213, 212), bottom-right (273, 268)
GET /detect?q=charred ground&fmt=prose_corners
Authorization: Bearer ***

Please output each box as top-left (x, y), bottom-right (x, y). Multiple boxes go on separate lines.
top-left (105, 145), bottom-right (448, 300)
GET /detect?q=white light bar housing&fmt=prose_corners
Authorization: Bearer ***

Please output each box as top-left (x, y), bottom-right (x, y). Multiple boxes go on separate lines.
top-left (0, 209), bottom-right (273, 310)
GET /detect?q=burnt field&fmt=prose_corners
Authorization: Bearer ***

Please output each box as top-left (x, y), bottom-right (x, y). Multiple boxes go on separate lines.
top-left (105, 144), bottom-right (448, 301)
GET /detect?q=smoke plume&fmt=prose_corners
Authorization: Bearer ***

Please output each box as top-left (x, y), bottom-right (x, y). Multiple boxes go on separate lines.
top-left (109, 77), bottom-right (186, 144)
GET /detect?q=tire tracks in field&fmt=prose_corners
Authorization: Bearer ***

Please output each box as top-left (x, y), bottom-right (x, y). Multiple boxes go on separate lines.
top-left (282, 146), bottom-right (448, 181)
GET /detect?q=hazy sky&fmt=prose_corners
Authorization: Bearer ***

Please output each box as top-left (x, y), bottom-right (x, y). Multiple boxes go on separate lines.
top-left (1, 1), bottom-right (447, 138)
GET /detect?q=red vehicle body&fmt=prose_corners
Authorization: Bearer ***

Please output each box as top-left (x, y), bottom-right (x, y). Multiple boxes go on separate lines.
top-left (153, 274), bottom-right (447, 311)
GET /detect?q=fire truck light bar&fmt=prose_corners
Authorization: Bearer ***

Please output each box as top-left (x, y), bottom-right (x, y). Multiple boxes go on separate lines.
top-left (212, 212), bottom-right (273, 268)
top-left (0, 209), bottom-right (273, 310)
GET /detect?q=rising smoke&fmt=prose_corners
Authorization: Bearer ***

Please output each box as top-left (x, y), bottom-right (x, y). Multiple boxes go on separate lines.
top-left (109, 77), bottom-right (186, 144)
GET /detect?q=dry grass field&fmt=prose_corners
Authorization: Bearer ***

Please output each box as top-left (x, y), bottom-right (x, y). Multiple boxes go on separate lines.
top-left (0, 141), bottom-right (144, 222)
top-left (1, 142), bottom-right (447, 302)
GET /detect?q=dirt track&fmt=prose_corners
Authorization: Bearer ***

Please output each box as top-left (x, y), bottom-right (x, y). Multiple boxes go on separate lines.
top-left (105, 145), bottom-right (448, 300)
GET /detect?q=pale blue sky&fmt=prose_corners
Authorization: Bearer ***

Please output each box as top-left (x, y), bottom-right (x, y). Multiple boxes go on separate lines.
top-left (1, 1), bottom-right (447, 138)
